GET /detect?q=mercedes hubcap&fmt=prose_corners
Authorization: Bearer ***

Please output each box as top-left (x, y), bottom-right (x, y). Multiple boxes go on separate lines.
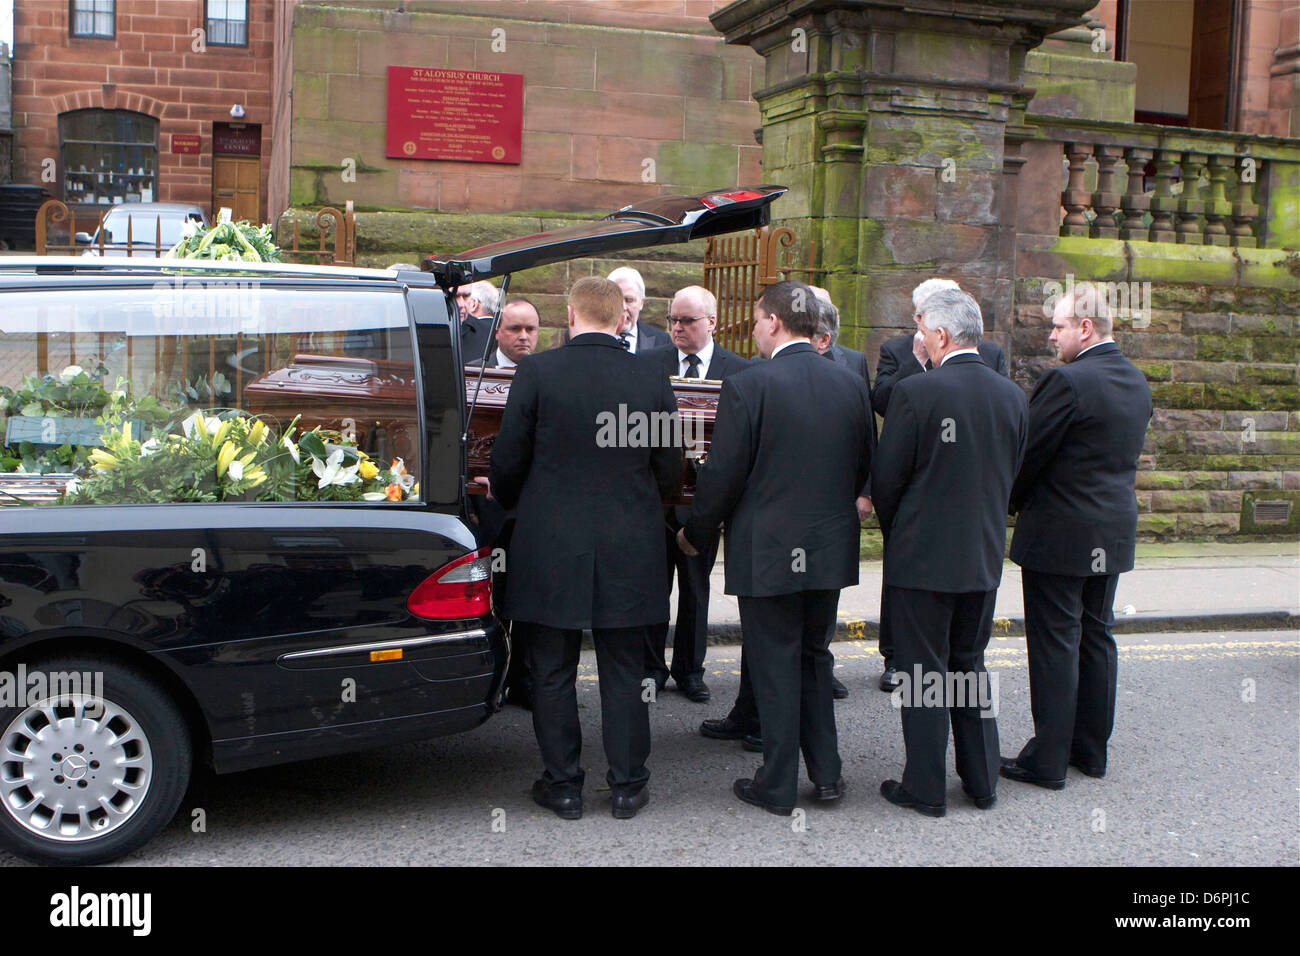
top-left (1, 694), bottom-right (153, 842)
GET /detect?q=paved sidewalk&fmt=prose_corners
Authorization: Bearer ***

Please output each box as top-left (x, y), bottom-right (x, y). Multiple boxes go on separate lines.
top-left (686, 541), bottom-right (1299, 642)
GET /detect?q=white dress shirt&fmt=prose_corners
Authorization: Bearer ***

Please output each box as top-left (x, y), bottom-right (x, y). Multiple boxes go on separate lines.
top-left (1073, 339), bottom-right (1113, 360)
top-left (677, 338), bottom-right (715, 378)
top-left (938, 346), bottom-right (980, 367)
top-left (494, 348), bottom-right (516, 369)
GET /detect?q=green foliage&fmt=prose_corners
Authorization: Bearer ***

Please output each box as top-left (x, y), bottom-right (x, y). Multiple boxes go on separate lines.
top-left (166, 219), bottom-right (283, 262)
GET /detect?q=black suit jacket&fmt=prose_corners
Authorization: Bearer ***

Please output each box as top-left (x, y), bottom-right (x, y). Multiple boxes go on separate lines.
top-left (558, 320), bottom-right (671, 354)
top-left (1009, 342), bottom-right (1152, 576)
top-left (871, 352), bottom-right (1028, 593)
top-left (684, 342), bottom-right (872, 597)
top-left (490, 333), bottom-right (681, 629)
top-left (459, 315), bottom-right (496, 366)
top-left (827, 343), bottom-right (878, 496)
top-left (644, 340), bottom-right (750, 381)
top-left (872, 333), bottom-right (1008, 416)
top-left (646, 341), bottom-right (751, 525)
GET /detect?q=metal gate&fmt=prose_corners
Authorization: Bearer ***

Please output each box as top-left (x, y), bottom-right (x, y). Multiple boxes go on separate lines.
top-left (703, 225), bottom-right (824, 357)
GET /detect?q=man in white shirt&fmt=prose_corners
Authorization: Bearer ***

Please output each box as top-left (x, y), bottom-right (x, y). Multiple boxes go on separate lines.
top-left (644, 286), bottom-right (749, 701)
top-left (470, 298), bottom-right (540, 369)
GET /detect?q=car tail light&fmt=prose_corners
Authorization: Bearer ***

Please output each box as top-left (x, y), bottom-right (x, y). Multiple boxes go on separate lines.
top-left (407, 548), bottom-right (493, 620)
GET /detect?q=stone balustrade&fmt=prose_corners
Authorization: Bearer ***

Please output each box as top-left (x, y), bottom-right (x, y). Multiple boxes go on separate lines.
top-left (1026, 115), bottom-right (1299, 249)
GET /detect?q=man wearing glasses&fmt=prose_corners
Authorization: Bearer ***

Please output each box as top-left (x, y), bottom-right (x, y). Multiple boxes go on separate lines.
top-left (643, 286), bottom-right (749, 702)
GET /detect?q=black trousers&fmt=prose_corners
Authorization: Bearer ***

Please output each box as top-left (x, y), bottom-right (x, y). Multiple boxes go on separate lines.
top-left (878, 582), bottom-right (895, 665)
top-left (727, 617), bottom-right (840, 734)
top-left (528, 623), bottom-right (652, 796)
top-left (1015, 570), bottom-right (1120, 779)
top-left (737, 590), bottom-right (842, 808)
top-left (646, 526), bottom-right (719, 684)
top-left (888, 585), bottom-right (1000, 807)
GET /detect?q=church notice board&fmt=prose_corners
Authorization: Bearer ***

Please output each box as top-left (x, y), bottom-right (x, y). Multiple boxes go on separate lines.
top-left (386, 67), bottom-right (523, 164)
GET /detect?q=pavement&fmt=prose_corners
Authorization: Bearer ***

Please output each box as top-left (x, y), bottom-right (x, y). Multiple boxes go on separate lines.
top-left (688, 541), bottom-right (1299, 642)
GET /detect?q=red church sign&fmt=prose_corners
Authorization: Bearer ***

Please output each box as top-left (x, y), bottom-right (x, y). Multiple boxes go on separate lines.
top-left (385, 66), bottom-right (523, 164)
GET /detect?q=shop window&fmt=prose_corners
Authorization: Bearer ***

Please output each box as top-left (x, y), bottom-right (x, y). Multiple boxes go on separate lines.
top-left (59, 109), bottom-right (159, 207)
top-left (205, 0), bottom-right (248, 47)
top-left (69, 0), bottom-right (115, 39)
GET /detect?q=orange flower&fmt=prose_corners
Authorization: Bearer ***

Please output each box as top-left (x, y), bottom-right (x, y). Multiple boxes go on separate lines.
top-left (385, 482), bottom-right (403, 501)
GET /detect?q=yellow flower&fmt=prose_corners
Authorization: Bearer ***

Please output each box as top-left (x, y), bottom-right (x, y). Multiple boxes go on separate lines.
top-left (249, 420), bottom-right (267, 445)
top-left (216, 440), bottom-right (238, 477)
top-left (243, 466), bottom-right (268, 488)
top-left (358, 460), bottom-right (379, 480)
top-left (211, 419), bottom-right (232, 451)
top-left (89, 449), bottom-right (119, 469)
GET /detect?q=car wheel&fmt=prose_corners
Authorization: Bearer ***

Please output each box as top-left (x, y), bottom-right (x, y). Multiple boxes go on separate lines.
top-left (0, 655), bottom-right (192, 866)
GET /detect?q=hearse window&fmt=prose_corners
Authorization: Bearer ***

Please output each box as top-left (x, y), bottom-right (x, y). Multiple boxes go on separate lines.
top-left (0, 284), bottom-right (423, 506)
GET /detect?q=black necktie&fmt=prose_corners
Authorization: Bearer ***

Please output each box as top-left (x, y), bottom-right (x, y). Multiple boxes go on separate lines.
top-left (685, 353), bottom-right (702, 378)
top-left (618, 332), bottom-right (631, 351)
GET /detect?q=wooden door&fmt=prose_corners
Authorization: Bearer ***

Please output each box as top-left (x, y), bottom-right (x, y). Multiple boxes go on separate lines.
top-left (212, 156), bottom-right (261, 223)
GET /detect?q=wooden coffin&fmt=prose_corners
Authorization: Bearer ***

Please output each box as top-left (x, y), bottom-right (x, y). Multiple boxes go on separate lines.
top-left (243, 356), bottom-right (721, 503)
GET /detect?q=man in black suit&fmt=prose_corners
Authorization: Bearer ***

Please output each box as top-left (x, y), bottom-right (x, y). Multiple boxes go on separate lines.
top-left (458, 280), bottom-right (502, 366)
top-left (558, 267), bottom-right (672, 353)
top-left (490, 276), bottom-right (681, 820)
top-left (869, 278), bottom-right (1009, 694)
top-left (696, 291), bottom-right (860, 748)
top-left (871, 288), bottom-right (1027, 817)
top-left (644, 285), bottom-right (749, 703)
top-left (680, 280), bottom-right (872, 815)
top-left (467, 298), bottom-right (541, 370)
top-left (1001, 284), bottom-right (1152, 790)
top-left (467, 298), bottom-right (542, 708)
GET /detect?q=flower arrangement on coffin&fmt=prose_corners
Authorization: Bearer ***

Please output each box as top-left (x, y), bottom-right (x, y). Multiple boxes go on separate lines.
top-left (1, 366), bottom-right (172, 475)
top-left (63, 413), bottom-right (416, 505)
top-left (166, 214), bottom-right (282, 262)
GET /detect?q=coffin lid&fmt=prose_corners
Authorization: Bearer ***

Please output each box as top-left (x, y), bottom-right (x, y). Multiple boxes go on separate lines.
top-left (422, 186), bottom-right (786, 288)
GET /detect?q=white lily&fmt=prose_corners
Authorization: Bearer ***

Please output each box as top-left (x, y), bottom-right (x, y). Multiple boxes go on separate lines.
top-left (312, 448), bottom-right (360, 488)
top-left (398, 473), bottom-right (415, 493)
top-left (59, 364), bottom-right (84, 384)
top-left (228, 459), bottom-right (245, 481)
top-left (181, 412), bottom-right (222, 440)
top-left (282, 434), bottom-right (300, 463)
top-left (140, 438), bottom-right (161, 457)
top-left (64, 477), bottom-right (81, 496)
top-left (361, 492), bottom-right (388, 501)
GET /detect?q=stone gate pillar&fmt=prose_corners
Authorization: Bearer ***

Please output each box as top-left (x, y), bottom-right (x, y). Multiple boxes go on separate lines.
top-left (710, 0), bottom-right (1095, 357)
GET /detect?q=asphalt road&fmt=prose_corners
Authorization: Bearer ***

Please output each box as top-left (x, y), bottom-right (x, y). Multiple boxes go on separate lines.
top-left (3, 629), bottom-right (1296, 867)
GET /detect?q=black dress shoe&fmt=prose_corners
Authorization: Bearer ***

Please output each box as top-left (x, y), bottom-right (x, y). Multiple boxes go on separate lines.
top-left (611, 787), bottom-right (649, 819)
top-left (700, 716), bottom-right (757, 740)
top-left (733, 778), bottom-right (793, 816)
top-left (962, 785), bottom-right (997, 810)
top-left (676, 674), bottom-right (711, 702)
top-left (831, 675), bottom-right (849, 700)
top-left (531, 779), bottom-right (582, 820)
top-left (878, 667), bottom-right (902, 692)
top-left (812, 778), bottom-right (846, 802)
top-left (879, 779), bottom-right (945, 817)
top-left (742, 731), bottom-right (763, 753)
top-left (999, 757), bottom-right (1066, 790)
top-left (1069, 757), bottom-right (1106, 778)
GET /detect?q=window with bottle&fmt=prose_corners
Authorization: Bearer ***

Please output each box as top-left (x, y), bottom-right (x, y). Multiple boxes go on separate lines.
top-left (59, 109), bottom-right (159, 207)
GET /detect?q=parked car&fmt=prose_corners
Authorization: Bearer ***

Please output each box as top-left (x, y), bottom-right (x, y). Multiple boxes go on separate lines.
top-left (0, 185), bottom-right (784, 864)
top-left (76, 202), bottom-right (208, 257)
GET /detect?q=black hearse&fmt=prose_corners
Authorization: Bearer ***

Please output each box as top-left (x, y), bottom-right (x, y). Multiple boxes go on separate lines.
top-left (0, 186), bottom-right (783, 864)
